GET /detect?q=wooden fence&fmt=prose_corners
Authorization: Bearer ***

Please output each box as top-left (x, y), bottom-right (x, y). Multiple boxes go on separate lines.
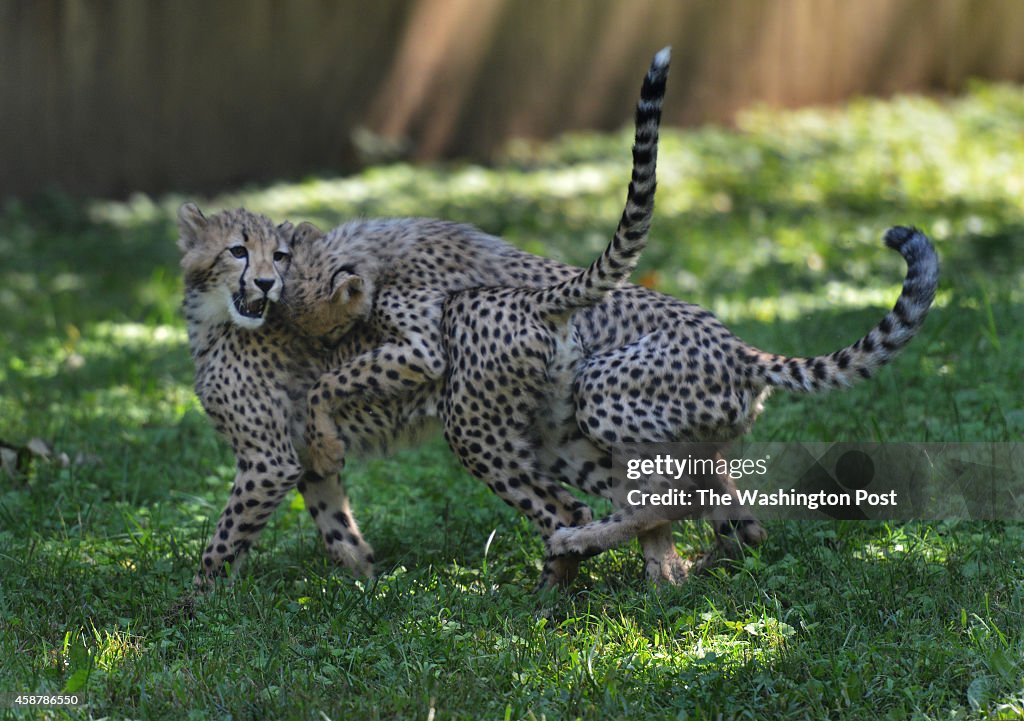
top-left (3, 0), bottom-right (1024, 198)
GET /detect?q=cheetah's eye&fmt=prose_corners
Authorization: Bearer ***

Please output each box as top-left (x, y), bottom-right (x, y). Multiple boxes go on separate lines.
top-left (229, 246), bottom-right (248, 259)
top-left (273, 250), bottom-right (291, 263)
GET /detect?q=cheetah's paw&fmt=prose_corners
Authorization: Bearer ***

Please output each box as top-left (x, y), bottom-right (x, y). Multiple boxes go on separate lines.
top-left (536, 554), bottom-right (580, 591)
top-left (307, 434), bottom-right (347, 478)
top-left (645, 551), bottom-right (692, 586)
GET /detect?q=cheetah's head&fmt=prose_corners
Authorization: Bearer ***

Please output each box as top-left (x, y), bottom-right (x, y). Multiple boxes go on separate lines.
top-left (278, 231), bottom-right (374, 344)
top-left (177, 203), bottom-right (294, 330)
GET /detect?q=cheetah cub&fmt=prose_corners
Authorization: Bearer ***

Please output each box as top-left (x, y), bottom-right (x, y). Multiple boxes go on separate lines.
top-left (177, 206), bottom-right (377, 586)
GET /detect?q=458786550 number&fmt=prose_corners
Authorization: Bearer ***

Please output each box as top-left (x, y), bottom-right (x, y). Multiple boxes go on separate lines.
top-left (1, 693), bottom-right (84, 708)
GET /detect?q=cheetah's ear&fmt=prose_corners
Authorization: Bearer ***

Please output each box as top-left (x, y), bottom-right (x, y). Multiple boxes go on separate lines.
top-left (290, 221), bottom-right (323, 245)
top-left (330, 274), bottom-right (364, 306)
top-left (177, 203), bottom-right (208, 253)
top-left (276, 220), bottom-right (293, 237)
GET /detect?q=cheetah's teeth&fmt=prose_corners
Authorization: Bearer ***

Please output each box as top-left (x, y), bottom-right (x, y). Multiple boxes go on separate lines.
top-left (232, 293), bottom-right (268, 319)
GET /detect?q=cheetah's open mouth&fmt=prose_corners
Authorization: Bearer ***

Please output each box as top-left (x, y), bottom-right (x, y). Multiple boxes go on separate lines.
top-left (232, 293), bottom-right (269, 320)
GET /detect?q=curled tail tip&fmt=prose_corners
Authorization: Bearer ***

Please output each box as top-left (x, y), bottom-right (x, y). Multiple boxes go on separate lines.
top-left (883, 225), bottom-right (939, 287)
top-left (883, 225), bottom-right (930, 254)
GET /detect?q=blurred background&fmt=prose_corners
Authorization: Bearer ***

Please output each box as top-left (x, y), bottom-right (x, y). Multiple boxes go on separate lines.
top-left (5, 0), bottom-right (1024, 199)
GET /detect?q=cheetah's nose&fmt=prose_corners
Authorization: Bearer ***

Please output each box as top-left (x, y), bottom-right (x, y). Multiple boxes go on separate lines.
top-left (254, 278), bottom-right (276, 294)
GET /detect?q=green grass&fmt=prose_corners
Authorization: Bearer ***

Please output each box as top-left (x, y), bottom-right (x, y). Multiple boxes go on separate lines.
top-left (2, 83), bottom-right (1024, 720)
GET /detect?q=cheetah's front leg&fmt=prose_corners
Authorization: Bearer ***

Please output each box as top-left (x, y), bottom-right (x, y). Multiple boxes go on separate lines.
top-left (305, 398), bottom-right (349, 479)
top-left (195, 454), bottom-right (303, 588)
top-left (304, 338), bottom-right (445, 478)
